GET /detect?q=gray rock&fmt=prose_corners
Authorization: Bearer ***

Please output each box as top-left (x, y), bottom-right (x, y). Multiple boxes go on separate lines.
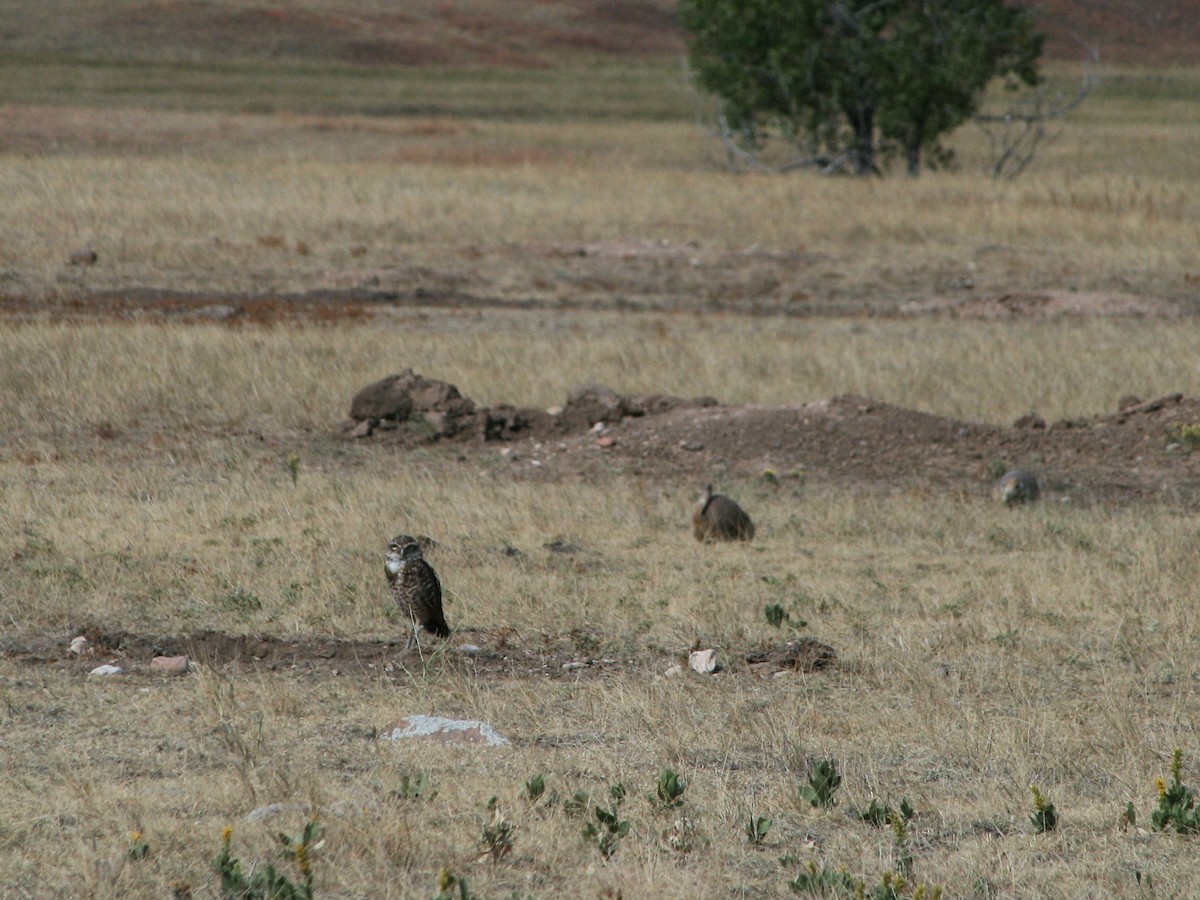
top-left (379, 715), bottom-right (510, 747)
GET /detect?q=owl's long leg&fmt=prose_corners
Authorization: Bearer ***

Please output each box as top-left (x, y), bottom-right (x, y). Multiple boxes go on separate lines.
top-left (404, 615), bottom-right (421, 651)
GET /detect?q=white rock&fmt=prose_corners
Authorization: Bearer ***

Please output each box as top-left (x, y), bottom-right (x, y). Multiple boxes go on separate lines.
top-left (89, 664), bottom-right (124, 676)
top-left (590, 421), bottom-right (605, 433)
top-left (547, 406), bottom-right (563, 416)
top-left (664, 664), bottom-right (684, 678)
top-left (689, 649), bottom-right (719, 674)
top-left (379, 714), bottom-right (511, 747)
top-left (69, 636), bottom-right (90, 655)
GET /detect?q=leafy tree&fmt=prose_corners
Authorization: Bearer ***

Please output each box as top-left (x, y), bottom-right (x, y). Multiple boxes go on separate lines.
top-left (679, 0), bottom-right (1044, 176)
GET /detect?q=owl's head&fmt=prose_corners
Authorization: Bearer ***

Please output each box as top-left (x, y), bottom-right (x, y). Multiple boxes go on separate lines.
top-left (386, 534), bottom-right (423, 570)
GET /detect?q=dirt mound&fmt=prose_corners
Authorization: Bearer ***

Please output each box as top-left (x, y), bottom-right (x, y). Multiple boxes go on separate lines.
top-left (335, 368), bottom-right (1200, 505)
top-left (443, 389), bottom-right (1200, 506)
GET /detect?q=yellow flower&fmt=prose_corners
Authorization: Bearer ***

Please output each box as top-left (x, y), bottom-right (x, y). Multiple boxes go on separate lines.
top-left (222, 825), bottom-right (234, 844)
top-left (1156, 777), bottom-right (1167, 798)
top-left (295, 842), bottom-right (312, 877)
top-left (129, 829), bottom-right (142, 843)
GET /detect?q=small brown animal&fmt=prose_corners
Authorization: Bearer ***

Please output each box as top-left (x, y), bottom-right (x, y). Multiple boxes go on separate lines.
top-left (992, 469), bottom-right (1040, 506)
top-left (692, 485), bottom-right (755, 542)
top-left (385, 534), bottom-right (450, 649)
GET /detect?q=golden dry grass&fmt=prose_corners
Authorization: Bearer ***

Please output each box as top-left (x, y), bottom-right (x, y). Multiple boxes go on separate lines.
top-left (3, 51), bottom-right (1200, 899)
top-left (2, 66), bottom-right (1199, 307)
top-left (3, 316), bottom-right (1200, 896)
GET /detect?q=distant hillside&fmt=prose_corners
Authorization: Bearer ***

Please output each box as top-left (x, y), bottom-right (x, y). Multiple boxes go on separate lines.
top-left (3, 0), bottom-right (1195, 68)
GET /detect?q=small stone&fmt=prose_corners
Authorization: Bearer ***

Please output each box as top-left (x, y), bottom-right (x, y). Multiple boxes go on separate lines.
top-left (89, 664), bottom-right (124, 676)
top-left (689, 649), bottom-right (719, 674)
top-left (379, 714), bottom-right (511, 747)
top-left (664, 664), bottom-right (684, 678)
top-left (590, 421), bottom-right (606, 433)
top-left (680, 440), bottom-right (704, 452)
top-left (150, 655), bottom-right (191, 675)
top-left (245, 802), bottom-right (309, 822)
top-left (546, 406), bottom-right (563, 416)
top-left (562, 661), bottom-right (587, 671)
top-left (457, 643), bottom-right (482, 655)
top-left (596, 435), bottom-right (617, 448)
top-left (350, 419), bottom-right (374, 439)
top-left (69, 635), bottom-right (90, 655)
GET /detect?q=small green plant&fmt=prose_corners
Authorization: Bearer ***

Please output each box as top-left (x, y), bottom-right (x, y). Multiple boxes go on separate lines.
top-left (582, 784), bottom-right (630, 859)
top-left (434, 867), bottom-right (475, 900)
top-left (213, 819), bottom-right (323, 900)
top-left (890, 813), bottom-right (914, 880)
top-left (799, 759), bottom-right (842, 809)
top-left (287, 454), bottom-right (301, 486)
top-left (787, 861), bottom-right (860, 895)
top-left (652, 768), bottom-right (687, 808)
top-left (1151, 749), bottom-right (1200, 834)
top-left (1167, 422), bottom-right (1200, 451)
top-left (525, 773), bottom-right (546, 803)
top-left (218, 583), bottom-right (263, 613)
top-left (765, 603), bottom-right (789, 628)
top-left (745, 814), bottom-right (772, 846)
top-left (859, 797), bottom-right (915, 829)
top-left (127, 829), bottom-right (150, 861)
top-left (563, 789), bottom-right (590, 817)
top-left (787, 861), bottom-right (941, 899)
top-left (481, 797), bottom-right (515, 864)
top-left (394, 770), bottom-right (433, 801)
top-left (1029, 784), bottom-right (1058, 833)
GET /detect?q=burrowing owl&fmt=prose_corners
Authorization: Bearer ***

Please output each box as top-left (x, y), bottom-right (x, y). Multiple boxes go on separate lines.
top-left (693, 485), bottom-right (755, 542)
top-left (992, 469), bottom-right (1040, 506)
top-left (385, 534), bottom-right (450, 649)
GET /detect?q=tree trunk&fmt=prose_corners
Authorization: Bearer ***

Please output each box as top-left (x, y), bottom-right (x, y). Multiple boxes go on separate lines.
top-left (905, 143), bottom-right (921, 177)
top-left (851, 106), bottom-right (876, 176)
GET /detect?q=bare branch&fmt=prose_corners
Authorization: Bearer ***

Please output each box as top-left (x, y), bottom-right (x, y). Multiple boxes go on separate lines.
top-left (974, 37), bottom-right (1100, 179)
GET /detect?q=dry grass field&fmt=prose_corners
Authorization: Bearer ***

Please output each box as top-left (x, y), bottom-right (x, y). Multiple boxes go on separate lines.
top-left (3, 3), bottom-right (1200, 897)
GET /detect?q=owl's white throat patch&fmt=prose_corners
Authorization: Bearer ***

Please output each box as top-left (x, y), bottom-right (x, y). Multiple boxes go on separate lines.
top-left (385, 557), bottom-right (403, 576)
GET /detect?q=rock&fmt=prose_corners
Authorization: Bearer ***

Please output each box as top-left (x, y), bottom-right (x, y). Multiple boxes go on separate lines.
top-left (568, 384), bottom-right (629, 427)
top-left (349, 370), bottom-right (476, 436)
top-left (150, 655), bottom-right (191, 675)
top-left (664, 664), bottom-right (684, 678)
top-left (88, 664), bottom-right (124, 676)
top-left (350, 419), bottom-right (374, 439)
top-left (992, 469), bottom-right (1040, 505)
top-left (482, 405), bottom-right (530, 441)
top-left (245, 802), bottom-right (309, 822)
top-left (69, 635), bottom-right (91, 656)
top-left (379, 715), bottom-right (511, 747)
top-left (596, 435), bottom-right (617, 448)
top-left (689, 648), bottom-right (719, 674)
top-left (680, 440), bottom-right (704, 451)
top-left (192, 304), bottom-right (241, 322)
top-left (349, 371), bottom-right (416, 421)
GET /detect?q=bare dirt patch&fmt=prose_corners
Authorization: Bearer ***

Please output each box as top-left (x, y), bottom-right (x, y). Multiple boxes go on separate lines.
top-left (343, 376), bottom-right (1200, 507)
